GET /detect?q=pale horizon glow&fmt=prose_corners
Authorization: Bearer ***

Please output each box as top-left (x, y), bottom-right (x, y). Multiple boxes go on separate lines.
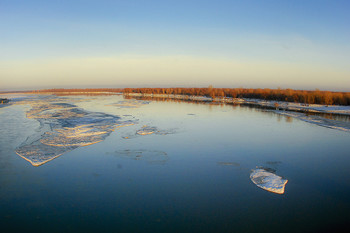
top-left (1, 55), bottom-right (349, 91)
top-left (1, 0), bottom-right (349, 91)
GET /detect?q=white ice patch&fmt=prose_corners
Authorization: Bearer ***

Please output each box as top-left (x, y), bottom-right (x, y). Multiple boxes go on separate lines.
top-left (136, 126), bottom-right (157, 135)
top-left (250, 168), bottom-right (288, 194)
top-left (14, 96), bottom-right (135, 166)
top-left (15, 142), bottom-right (77, 166)
top-left (122, 125), bottom-right (176, 139)
top-left (134, 125), bottom-right (177, 136)
top-left (115, 121), bottom-right (135, 128)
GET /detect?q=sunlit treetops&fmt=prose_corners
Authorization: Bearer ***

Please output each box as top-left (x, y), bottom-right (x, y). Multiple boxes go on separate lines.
top-left (29, 87), bottom-right (350, 105)
top-left (123, 88), bottom-right (350, 106)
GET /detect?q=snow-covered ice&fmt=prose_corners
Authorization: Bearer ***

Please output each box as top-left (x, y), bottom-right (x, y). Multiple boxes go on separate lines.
top-left (13, 95), bottom-right (135, 166)
top-left (136, 126), bottom-right (158, 135)
top-left (250, 168), bottom-right (288, 194)
top-left (15, 141), bottom-right (77, 166)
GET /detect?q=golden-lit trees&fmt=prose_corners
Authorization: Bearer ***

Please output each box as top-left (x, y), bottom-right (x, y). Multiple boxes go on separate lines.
top-left (30, 88), bottom-right (350, 105)
top-left (123, 88), bottom-right (350, 106)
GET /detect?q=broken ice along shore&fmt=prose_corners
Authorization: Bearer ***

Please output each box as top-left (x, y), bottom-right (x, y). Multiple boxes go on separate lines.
top-left (274, 110), bottom-right (350, 132)
top-left (124, 93), bottom-right (350, 116)
top-left (125, 93), bottom-right (350, 132)
top-left (13, 95), bottom-right (136, 166)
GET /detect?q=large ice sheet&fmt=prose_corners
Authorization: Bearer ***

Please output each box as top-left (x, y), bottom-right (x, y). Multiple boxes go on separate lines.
top-left (250, 168), bottom-right (288, 194)
top-left (15, 141), bottom-right (77, 166)
top-left (13, 95), bottom-right (133, 166)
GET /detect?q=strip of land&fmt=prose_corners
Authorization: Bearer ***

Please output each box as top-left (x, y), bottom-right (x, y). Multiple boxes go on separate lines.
top-left (123, 92), bottom-right (350, 116)
top-left (2, 87), bottom-right (350, 116)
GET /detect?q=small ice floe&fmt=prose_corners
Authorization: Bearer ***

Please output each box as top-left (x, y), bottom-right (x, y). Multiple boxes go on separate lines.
top-left (136, 126), bottom-right (158, 135)
top-left (135, 125), bottom-right (177, 136)
top-left (121, 125), bottom-right (176, 139)
top-left (250, 168), bottom-right (288, 194)
top-left (107, 100), bottom-right (150, 108)
top-left (115, 120), bottom-right (135, 129)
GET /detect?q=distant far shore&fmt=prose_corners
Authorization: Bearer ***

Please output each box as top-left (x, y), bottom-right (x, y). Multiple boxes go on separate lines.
top-left (128, 93), bottom-right (350, 116)
top-left (1, 87), bottom-right (350, 115)
top-left (2, 87), bottom-right (349, 105)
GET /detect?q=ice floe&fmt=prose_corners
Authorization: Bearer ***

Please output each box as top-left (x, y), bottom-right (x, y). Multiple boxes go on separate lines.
top-left (13, 95), bottom-right (135, 166)
top-left (122, 125), bottom-right (176, 137)
top-left (136, 126), bottom-right (158, 135)
top-left (250, 168), bottom-right (288, 194)
top-left (15, 141), bottom-right (77, 166)
top-left (115, 121), bottom-right (136, 128)
top-left (107, 99), bottom-right (150, 108)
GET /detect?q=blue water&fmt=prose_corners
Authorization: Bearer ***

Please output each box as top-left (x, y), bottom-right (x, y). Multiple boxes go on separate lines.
top-left (1, 94), bottom-right (350, 232)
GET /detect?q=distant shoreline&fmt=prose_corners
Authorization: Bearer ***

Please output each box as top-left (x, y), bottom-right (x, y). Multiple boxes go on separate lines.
top-left (2, 90), bottom-right (349, 132)
top-left (124, 92), bottom-right (350, 116)
top-left (3, 87), bottom-right (349, 105)
top-left (2, 87), bottom-right (350, 116)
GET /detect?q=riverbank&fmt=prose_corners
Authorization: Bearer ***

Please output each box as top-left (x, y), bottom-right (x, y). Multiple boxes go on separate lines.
top-left (124, 92), bottom-right (350, 116)
top-left (3, 91), bottom-right (350, 116)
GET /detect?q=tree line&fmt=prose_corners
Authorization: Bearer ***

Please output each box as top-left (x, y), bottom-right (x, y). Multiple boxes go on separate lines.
top-left (124, 87), bottom-right (350, 105)
top-left (28, 87), bottom-right (350, 105)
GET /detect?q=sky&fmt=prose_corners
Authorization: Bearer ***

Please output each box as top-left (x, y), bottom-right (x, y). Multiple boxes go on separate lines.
top-left (0, 0), bottom-right (349, 91)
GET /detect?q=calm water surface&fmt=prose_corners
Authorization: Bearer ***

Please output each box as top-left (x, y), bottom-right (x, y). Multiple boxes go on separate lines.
top-left (0, 94), bottom-right (350, 233)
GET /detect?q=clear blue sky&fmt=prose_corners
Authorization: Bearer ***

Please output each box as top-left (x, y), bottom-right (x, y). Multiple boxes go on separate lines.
top-left (1, 0), bottom-right (349, 91)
